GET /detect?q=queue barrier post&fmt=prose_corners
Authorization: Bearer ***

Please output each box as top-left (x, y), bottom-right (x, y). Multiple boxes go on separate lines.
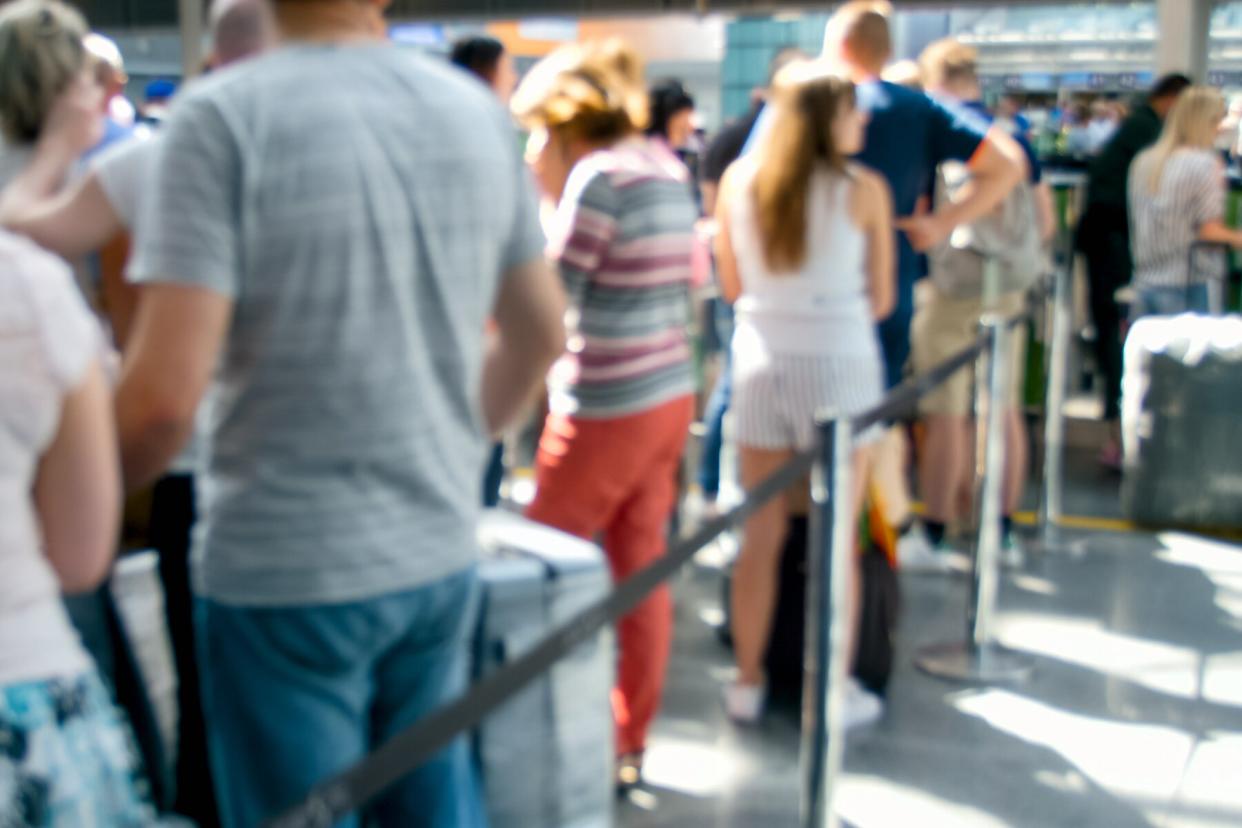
top-left (268, 306), bottom-right (1040, 828)
top-left (800, 415), bottom-right (853, 828)
top-left (916, 318), bottom-right (1033, 683)
top-left (1038, 263), bottom-right (1072, 549)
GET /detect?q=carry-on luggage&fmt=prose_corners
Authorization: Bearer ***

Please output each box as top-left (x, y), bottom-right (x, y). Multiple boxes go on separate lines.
top-left (1121, 315), bottom-right (1242, 530)
top-left (721, 508), bottom-right (900, 703)
top-left (474, 510), bottom-right (615, 828)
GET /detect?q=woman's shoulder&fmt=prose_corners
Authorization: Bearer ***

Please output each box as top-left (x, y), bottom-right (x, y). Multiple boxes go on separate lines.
top-left (0, 232), bottom-right (94, 375)
top-left (1172, 146), bottom-right (1224, 174)
top-left (0, 231), bottom-right (74, 320)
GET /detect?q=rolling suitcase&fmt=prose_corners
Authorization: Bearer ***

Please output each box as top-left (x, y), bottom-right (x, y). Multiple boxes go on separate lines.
top-left (474, 510), bottom-right (615, 828)
top-left (1122, 315), bottom-right (1242, 530)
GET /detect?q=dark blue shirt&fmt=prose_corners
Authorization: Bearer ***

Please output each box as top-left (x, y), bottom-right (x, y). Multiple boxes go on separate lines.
top-left (955, 99), bottom-right (1042, 185)
top-left (853, 81), bottom-right (988, 307)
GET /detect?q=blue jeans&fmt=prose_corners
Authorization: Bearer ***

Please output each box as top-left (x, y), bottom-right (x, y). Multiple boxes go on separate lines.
top-left (698, 301), bottom-right (734, 498)
top-left (1130, 283), bottom-right (1211, 322)
top-left (197, 570), bottom-right (486, 828)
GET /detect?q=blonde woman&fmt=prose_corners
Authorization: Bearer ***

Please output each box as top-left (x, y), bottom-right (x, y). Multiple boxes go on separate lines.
top-left (0, 0), bottom-right (90, 184)
top-left (716, 62), bottom-right (895, 725)
top-left (513, 40), bottom-right (698, 789)
top-left (1128, 86), bottom-right (1242, 318)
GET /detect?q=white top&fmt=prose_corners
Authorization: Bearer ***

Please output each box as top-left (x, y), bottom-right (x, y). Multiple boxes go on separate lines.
top-left (0, 232), bottom-right (100, 685)
top-left (728, 161), bottom-right (877, 362)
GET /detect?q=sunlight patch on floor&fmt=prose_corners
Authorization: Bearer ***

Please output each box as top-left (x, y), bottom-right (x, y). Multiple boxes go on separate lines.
top-left (953, 689), bottom-right (1194, 804)
top-left (836, 775), bottom-right (1011, 828)
top-left (997, 613), bottom-right (1205, 701)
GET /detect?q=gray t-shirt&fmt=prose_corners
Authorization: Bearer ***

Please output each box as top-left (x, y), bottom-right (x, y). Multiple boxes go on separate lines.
top-left (128, 44), bottom-right (546, 606)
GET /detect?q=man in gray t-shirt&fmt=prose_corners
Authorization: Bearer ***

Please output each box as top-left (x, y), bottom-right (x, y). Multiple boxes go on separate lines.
top-left (114, 3), bottom-right (565, 824)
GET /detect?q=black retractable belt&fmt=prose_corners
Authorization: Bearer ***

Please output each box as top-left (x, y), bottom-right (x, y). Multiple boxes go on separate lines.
top-left (266, 281), bottom-right (1048, 828)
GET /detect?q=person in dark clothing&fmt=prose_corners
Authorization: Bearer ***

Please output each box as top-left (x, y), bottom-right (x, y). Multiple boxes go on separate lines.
top-left (696, 47), bottom-right (805, 511)
top-left (1076, 72), bottom-right (1191, 469)
top-left (450, 35), bottom-right (517, 103)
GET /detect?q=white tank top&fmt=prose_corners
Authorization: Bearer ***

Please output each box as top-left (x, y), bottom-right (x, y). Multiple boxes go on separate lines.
top-left (729, 161), bottom-right (878, 361)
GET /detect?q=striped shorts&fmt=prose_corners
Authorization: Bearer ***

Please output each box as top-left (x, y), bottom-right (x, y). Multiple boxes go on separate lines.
top-left (732, 350), bottom-right (885, 452)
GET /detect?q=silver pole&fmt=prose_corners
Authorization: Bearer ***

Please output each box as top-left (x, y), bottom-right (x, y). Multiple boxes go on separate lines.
top-left (801, 415), bottom-right (853, 828)
top-left (1040, 265), bottom-right (1071, 546)
top-left (178, 0), bottom-right (206, 81)
top-left (916, 320), bottom-right (1033, 683)
top-left (969, 319), bottom-right (1009, 649)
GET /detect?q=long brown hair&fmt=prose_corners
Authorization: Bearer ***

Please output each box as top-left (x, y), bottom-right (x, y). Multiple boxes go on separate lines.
top-left (753, 62), bottom-right (856, 273)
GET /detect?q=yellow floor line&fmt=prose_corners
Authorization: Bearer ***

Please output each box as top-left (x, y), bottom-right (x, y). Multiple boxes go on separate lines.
top-left (514, 468), bottom-right (1146, 535)
top-left (894, 503), bottom-right (1140, 534)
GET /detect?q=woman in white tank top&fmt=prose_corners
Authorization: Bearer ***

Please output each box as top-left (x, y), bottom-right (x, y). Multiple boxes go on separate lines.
top-left (714, 62), bottom-right (896, 724)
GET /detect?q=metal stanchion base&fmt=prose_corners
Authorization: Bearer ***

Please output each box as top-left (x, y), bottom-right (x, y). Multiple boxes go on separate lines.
top-left (915, 642), bottom-right (1034, 684)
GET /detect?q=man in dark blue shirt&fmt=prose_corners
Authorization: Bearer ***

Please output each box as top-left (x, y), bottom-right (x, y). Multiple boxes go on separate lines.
top-left (825, 2), bottom-right (1026, 389)
top-left (820, 2), bottom-right (1026, 576)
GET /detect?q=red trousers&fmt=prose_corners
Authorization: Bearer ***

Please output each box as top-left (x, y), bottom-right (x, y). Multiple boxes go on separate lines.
top-left (526, 395), bottom-right (693, 756)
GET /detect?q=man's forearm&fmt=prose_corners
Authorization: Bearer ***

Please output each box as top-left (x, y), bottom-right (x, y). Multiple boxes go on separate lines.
top-left (480, 333), bottom-right (557, 437)
top-left (941, 166), bottom-right (1023, 230)
top-left (115, 386), bottom-right (194, 491)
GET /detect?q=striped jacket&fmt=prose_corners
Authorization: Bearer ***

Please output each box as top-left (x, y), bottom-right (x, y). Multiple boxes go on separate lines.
top-left (546, 137), bottom-right (698, 418)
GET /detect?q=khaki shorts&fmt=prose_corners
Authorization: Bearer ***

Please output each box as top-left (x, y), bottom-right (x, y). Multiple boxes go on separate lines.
top-left (911, 282), bottom-right (1027, 416)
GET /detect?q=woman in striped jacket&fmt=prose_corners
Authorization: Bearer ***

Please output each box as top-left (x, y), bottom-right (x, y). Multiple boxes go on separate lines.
top-left (512, 40), bottom-right (699, 790)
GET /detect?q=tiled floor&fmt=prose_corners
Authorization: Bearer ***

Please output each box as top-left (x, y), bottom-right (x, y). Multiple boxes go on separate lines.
top-left (109, 445), bottom-right (1241, 828)
top-left (618, 525), bottom-right (1242, 828)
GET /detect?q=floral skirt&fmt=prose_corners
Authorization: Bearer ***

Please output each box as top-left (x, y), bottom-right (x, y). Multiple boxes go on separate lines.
top-left (0, 672), bottom-right (156, 827)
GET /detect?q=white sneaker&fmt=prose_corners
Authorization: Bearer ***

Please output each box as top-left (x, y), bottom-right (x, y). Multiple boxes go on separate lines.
top-left (897, 525), bottom-right (952, 574)
top-left (1000, 531), bottom-right (1026, 569)
top-left (724, 681), bottom-right (765, 724)
top-left (841, 679), bottom-right (884, 731)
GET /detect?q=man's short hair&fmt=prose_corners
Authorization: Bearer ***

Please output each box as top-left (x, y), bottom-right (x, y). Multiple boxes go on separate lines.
top-left (919, 38), bottom-right (979, 91)
top-left (1149, 73), bottom-right (1192, 102)
top-left (210, 0), bottom-right (273, 66)
top-left (450, 36), bottom-right (506, 83)
top-left (825, 1), bottom-right (894, 69)
top-left (767, 47), bottom-right (808, 88)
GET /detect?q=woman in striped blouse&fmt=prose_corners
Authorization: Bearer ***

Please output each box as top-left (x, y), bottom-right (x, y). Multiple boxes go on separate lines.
top-left (512, 40), bottom-right (699, 789)
top-left (1128, 86), bottom-right (1242, 319)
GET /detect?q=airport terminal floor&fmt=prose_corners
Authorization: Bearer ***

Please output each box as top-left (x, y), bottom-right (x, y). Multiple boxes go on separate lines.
top-left (618, 453), bottom-right (1242, 828)
top-left (109, 448), bottom-right (1242, 828)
